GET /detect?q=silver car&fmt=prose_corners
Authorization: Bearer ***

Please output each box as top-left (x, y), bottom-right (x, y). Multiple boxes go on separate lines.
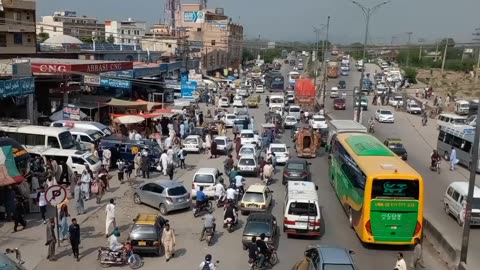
top-left (134, 180), bottom-right (191, 215)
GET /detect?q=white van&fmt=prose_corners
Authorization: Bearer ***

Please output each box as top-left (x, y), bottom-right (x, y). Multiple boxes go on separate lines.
top-left (288, 105), bottom-right (302, 120)
top-left (191, 168), bottom-right (224, 198)
top-left (455, 100), bottom-right (470, 115)
top-left (51, 120), bottom-right (112, 136)
top-left (27, 146), bottom-right (101, 174)
top-left (437, 113), bottom-right (467, 128)
top-left (283, 181), bottom-right (321, 237)
top-left (443, 182), bottom-right (480, 226)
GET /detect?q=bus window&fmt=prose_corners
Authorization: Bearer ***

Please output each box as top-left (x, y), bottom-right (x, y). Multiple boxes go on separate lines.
top-left (438, 130), bottom-right (446, 141)
top-left (47, 136), bottom-right (60, 148)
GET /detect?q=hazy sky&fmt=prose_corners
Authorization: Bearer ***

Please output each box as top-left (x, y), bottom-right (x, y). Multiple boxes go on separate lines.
top-left (38, 0), bottom-right (480, 45)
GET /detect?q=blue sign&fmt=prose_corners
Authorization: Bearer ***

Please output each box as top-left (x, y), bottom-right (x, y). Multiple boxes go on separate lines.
top-left (134, 67), bottom-right (162, 78)
top-left (181, 81), bottom-right (197, 99)
top-left (181, 72), bottom-right (188, 84)
top-left (183, 11), bottom-right (205, 23)
top-left (101, 70), bottom-right (134, 78)
top-left (0, 77), bottom-right (35, 98)
top-left (100, 78), bottom-right (132, 89)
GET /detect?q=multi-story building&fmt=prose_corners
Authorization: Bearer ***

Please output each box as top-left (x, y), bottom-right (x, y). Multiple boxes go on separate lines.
top-left (0, 0), bottom-right (36, 55)
top-left (36, 11), bottom-right (105, 40)
top-left (104, 18), bottom-right (146, 45)
top-left (175, 4), bottom-right (243, 74)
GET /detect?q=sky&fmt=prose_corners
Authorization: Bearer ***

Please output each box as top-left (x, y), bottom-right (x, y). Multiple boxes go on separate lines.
top-left (38, 0), bottom-right (480, 46)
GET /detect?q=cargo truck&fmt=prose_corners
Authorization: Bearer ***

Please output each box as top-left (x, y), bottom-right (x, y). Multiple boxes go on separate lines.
top-left (295, 78), bottom-right (316, 111)
top-left (327, 62), bottom-right (339, 78)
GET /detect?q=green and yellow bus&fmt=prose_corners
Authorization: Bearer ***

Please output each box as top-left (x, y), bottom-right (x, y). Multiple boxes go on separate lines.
top-left (328, 133), bottom-right (424, 245)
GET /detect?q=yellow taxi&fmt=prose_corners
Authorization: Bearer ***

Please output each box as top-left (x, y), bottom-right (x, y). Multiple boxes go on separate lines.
top-left (247, 96), bottom-right (259, 108)
top-left (240, 183), bottom-right (273, 215)
top-left (128, 213), bottom-right (168, 256)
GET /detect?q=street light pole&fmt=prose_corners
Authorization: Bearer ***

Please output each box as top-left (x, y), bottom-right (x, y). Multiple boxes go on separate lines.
top-left (406, 32), bottom-right (413, 66)
top-left (321, 16), bottom-right (330, 107)
top-left (352, 0), bottom-right (391, 122)
top-left (313, 25), bottom-right (326, 95)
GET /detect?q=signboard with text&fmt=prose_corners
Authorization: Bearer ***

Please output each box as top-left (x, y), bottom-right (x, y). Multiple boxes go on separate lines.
top-left (0, 77), bottom-right (35, 98)
top-left (83, 75), bottom-right (100, 86)
top-left (181, 81), bottom-right (197, 99)
top-left (183, 11), bottom-right (205, 23)
top-left (32, 62), bottom-right (133, 74)
top-left (63, 104), bottom-right (81, 120)
top-left (100, 78), bottom-right (132, 89)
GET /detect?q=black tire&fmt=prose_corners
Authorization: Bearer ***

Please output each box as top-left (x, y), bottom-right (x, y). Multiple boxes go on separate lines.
top-left (159, 204), bottom-right (168, 216)
top-left (133, 194), bottom-right (142, 204)
top-left (269, 253), bottom-right (279, 265)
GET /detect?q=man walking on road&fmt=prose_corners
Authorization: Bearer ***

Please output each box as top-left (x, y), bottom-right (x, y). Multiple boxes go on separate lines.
top-left (411, 238), bottom-right (424, 269)
top-left (394, 252), bottom-right (407, 270)
top-left (161, 223), bottom-right (176, 262)
top-left (105, 199), bottom-right (116, 237)
top-left (45, 217), bottom-right (57, 261)
top-left (69, 218), bottom-right (81, 261)
top-left (449, 147), bottom-right (457, 171)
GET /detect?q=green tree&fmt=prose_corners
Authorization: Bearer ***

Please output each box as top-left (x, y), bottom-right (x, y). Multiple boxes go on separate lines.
top-left (80, 37), bottom-right (93, 43)
top-left (439, 38), bottom-right (455, 48)
top-left (242, 49), bottom-right (254, 62)
top-left (37, 32), bottom-right (49, 43)
top-left (107, 35), bottom-right (115, 43)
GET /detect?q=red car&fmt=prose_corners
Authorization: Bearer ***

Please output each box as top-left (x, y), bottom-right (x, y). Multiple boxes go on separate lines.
top-left (333, 98), bottom-right (346, 110)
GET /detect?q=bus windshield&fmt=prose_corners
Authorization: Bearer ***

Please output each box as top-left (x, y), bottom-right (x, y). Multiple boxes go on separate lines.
top-left (59, 131), bottom-right (76, 149)
top-left (371, 179), bottom-right (420, 200)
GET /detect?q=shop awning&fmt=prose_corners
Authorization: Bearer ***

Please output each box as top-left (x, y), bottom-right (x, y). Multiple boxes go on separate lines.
top-left (105, 98), bottom-right (148, 108)
top-left (135, 99), bottom-right (164, 111)
top-left (0, 145), bottom-right (24, 187)
top-left (111, 113), bottom-right (161, 119)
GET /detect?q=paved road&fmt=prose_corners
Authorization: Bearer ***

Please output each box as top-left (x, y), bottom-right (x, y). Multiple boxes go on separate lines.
top-left (6, 60), bottom-right (447, 270)
top-left (324, 62), bottom-right (479, 269)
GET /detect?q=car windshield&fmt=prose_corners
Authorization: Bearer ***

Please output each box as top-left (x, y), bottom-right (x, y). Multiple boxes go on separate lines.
top-left (289, 107), bottom-right (301, 112)
top-left (130, 225), bottom-right (158, 239)
top-left (243, 192), bottom-right (264, 203)
top-left (286, 117), bottom-right (296, 121)
top-left (394, 97), bottom-right (402, 101)
top-left (234, 96), bottom-right (242, 100)
top-left (194, 174), bottom-right (214, 183)
top-left (288, 202), bottom-right (317, 215)
top-left (215, 139), bottom-right (225, 145)
top-left (239, 158), bottom-right (256, 166)
top-left (271, 147), bottom-right (286, 153)
top-left (270, 98), bottom-right (283, 103)
top-left (244, 221), bottom-right (272, 236)
top-left (335, 99), bottom-right (345, 104)
top-left (313, 116), bottom-right (325, 121)
top-left (0, 254), bottom-right (25, 270)
top-left (227, 115), bottom-right (236, 119)
top-left (323, 264), bottom-right (355, 270)
top-left (167, 186), bottom-right (187, 196)
top-left (287, 163), bottom-right (305, 170)
top-left (241, 133), bottom-right (254, 138)
top-left (184, 138), bottom-right (197, 144)
top-left (85, 154), bottom-right (99, 165)
top-left (409, 104), bottom-right (419, 108)
top-left (381, 110), bottom-right (393, 115)
top-left (59, 131), bottom-right (76, 149)
top-left (240, 148), bottom-right (254, 155)
top-left (388, 142), bottom-right (403, 148)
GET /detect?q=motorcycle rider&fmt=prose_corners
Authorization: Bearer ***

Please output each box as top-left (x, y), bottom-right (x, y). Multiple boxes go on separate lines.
top-left (234, 174), bottom-right (245, 195)
top-left (228, 167), bottom-right (240, 186)
top-left (196, 186), bottom-right (208, 210)
top-left (248, 236), bottom-right (259, 265)
top-left (223, 155), bottom-right (234, 175)
top-left (367, 117), bottom-right (375, 133)
top-left (263, 162), bottom-right (274, 183)
top-left (198, 254), bottom-right (217, 270)
top-left (214, 180), bottom-right (225, 201)
top-left (430, 150), bottom-right (441, 168)
top-left (256, 233), bottom-right (271, 267)
top-left (223, 200), bottom-right (238, 226)
top-left (226, 184), bottom-right (238, 201)
top-left (108, 228), bottom-right (124, 252)
top-left (200, 213), bottom-right (216, 240)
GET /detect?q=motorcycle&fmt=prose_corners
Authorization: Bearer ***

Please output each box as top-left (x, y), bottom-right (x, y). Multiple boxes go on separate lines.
top-left (430, 159), bottom-right (441, 174)
top-left (200, 227), bottom-right (215, 246)
top-left (224, 217), bottom-right (236, 233)
top-left (97, 244), bottom-right (143, 269)
top-left (193, 200), bottom-right (214, 218)
top-left (248, 245), bottom-right (279, 269)
top-left (368, 123), bottom-right (375, 134)
top-left (216, 194), bottom-right (227, 208)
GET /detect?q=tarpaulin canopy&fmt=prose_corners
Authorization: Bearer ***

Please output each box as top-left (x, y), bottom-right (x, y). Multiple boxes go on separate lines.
top-left (112, 113), bottom-right (162, 119)
top-left (105, 98), bottom-right (148, 108)
top-left (0, 145), bottom-right (24, 187)
top-left (135, 99), bottom-right (164, 111)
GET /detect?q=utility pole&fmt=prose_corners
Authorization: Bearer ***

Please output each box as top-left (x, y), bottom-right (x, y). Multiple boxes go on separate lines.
top-left (418, 38), bottom-right (425, 61)
top-left (313, 28), bottom-right (320, 92)
top-left (321, 16), bottom-right (330, 107)
top-left (434, 40), bottom-right (439, 61)
top-left (475, 49), bottom-right (480, 85)
top-left (352, 0), bottom-right (391, 122)
top-left (406, 32), bottom-right (412, 66)
top-left (458, 104), bottom-right (480, 270)
top-left (441, 38), bottom-right (449, 74)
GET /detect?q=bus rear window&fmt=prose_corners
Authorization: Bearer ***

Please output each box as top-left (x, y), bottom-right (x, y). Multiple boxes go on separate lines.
top-left (371, 179), bottom-right (419, 200)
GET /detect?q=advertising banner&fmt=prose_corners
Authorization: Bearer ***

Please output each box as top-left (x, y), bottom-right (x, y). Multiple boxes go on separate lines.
top-left (183, 11), bottom-right (205, 23)
top-left (100, 78), bottom-right (132, 89)
top-left (63, 104), bottom-right (81, 120)
top-left (0, 77), bottom-right (35, 98)
top-left (181, 81), bottom-right (197, 99)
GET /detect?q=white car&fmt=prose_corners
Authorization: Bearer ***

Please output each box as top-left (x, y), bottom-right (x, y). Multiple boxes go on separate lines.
top-left (330, 87), bottom-right (339, 98)
top-left (388, 95), bottom-right (403, 107)
top-left (284, 116), bottom-right (298, 128)
top-left (406, 102), bottom-right (422, 114)
top-left (233, 95), bottom-right (244, 107)
top-left (375, 109), bottom-right (395, 123)
top-left (236, 88), bottom-right (249, 98)
top-left (213, 136), bottom-right (233, 154)
top-left (309, 114), bottom-right (327, 129)
top-left (255, 85), bottom-right (265, 93)
top-left (240, 130), bottom-right (261, 147)
top-left (286, 93), bottom-right (295, 103)
top-left (268, 143), bottom-right (289, 164)
top-left (183, 135), bottom-right (204, 153)
top-left (223, 113), bottom-right (237, 127)
top-left (219, 97), bottom-right (230, 107)
top-left (238, 144), bottom-right (261, 159)
top-left (375, 84), bottom-right (387, 95)
top-left (237, 154), bottom-right (259, 176)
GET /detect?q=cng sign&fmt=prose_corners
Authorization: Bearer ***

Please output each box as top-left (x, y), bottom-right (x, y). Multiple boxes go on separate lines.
top-left (38, 64), bottom-right (69, 73)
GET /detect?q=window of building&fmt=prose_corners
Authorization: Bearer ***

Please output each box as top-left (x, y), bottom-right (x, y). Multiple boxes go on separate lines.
top-left (0, 33), bottom-right (6, 47)
top-left (13, 12), bottom-right (22, 21)
top-left (211, 40), bottom-right (215, 46)
top-left (26, 12), bottom-right (31, 20)
top-left (0, 10), bottom-right (5, 25)
top-left (53, 26), bottom-right (57, 32)
top-left (26, 34), bottom-right (32, 43)
top-left (197, 28), bottom-right (201, 32)
top-left (13, 33), bottom-right (23, 45)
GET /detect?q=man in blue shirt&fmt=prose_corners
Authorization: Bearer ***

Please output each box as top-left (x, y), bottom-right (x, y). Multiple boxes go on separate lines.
top-left (234, 174), bottom-right (245, 194)
top-left (196, 186), bottom-right (208, 208)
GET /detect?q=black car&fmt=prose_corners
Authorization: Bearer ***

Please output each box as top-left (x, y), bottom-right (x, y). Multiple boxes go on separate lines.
top-left (282, 159), bottom-right (312, 184)
top-left (383, 139), bottom-right (408, 160)
top-left (338, 80), bottom-right (346, 89)
top-left (241, 213), bottom-right (278, 249)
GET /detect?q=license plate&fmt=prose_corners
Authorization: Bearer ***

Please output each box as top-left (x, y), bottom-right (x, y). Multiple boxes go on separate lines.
top-left (138, 241), bottom-right (146, 246)
top-left (296, 221), bottom-right (308, 229)
top-left (177, 198), bottom-right (185, 202)
top-left (248, 204), bottom-right (258, 208)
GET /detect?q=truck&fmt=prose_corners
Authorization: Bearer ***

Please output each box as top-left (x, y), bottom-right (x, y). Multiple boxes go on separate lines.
top-left (295, 126), bottom-right (321, 158)
top-left (326, 120), bottom-right (367, 148)
top-left (295, 78), bottom-right (316, 111)
top-left (327, 62), bottom-right (339, 78)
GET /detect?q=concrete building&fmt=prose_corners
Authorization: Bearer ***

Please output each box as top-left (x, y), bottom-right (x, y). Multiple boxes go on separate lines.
top-left (36, 11), bottom-right (105, 41)
top-left (104, 18), bottom-right (146, 45)
top-left (175, 4), bottom-right (243, 74)
top-left (0, 0), bottom-right (36, 56)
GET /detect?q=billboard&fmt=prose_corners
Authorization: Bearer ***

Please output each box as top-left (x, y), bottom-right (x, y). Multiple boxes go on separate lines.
top-left (183, 11), bottom-right (205, 23)
top-left (181, 81), bottom-right (198, 99)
